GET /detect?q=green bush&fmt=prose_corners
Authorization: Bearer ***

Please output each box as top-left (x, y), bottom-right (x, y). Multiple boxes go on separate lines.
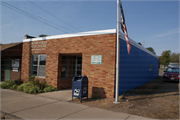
top-left (12, 84), bottom-right (18, 89)
top-left (23, 86), bottom-right (31, 93)
top-left (1, 79), bottom-right (57, 94)
top-left (9, 84), bottom-right (18, 90)
top-left (52, 86), bottom-right (57, 91)
top-left (34, 85), bottom-right (40, 92)
top-left (38, 89), bottom-right (43, 93)
top-left (5, 80), bottom-right (15, 85)
top-left (39, 80), bottom-right (46, 90)
top-left (53, 87), bottom-right (56, 91)
top-left (25, 82), bottom-right (32, 86)
top-left (29, 75), bottom-right (36, 84)
top-left (9, 86), bottom-right (13, 90)
top-left (43, 85), bottom-right (57, 92)
top-left (1, 82), bottom-right (9, 89)
top-left (17, 85), bottom-right (23, 91)
top-left (17, 82), bottom-right (31, 91)
top-left (43, 84), bottom-right (48, 88)
top-left (29, 85), bottom-right (40, 94)
top-left (29, 75), bottom-right (35, 81)
top-left (43, 86), bottom-right (52, 92)
top-left (1, 80), bottom-right (16, 89)
top-left (29, 87), bottom-right (35, 94)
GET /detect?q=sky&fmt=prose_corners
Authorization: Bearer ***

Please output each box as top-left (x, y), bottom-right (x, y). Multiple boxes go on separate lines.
top-left (0, 0), bottom-right (179, 56)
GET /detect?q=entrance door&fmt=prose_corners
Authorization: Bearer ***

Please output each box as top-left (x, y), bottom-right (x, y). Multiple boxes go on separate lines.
top-left (75, 57), bottom-right (82, 76)
top-left (4, 60), bottom-right (11, 81)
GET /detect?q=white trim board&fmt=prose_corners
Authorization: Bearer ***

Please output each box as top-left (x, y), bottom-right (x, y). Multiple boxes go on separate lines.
top-left (23, 29), bottom-right (116, 42)
top-left (23, 29), bottom-right (158, 58)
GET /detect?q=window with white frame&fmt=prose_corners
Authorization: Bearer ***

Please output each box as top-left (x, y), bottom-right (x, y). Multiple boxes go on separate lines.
top-left (31, 54), bottom-right (46, 77)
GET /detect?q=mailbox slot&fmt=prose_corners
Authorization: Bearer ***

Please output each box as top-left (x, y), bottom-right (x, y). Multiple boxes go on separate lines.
top-left (74, 76), bottom-right (82, 81)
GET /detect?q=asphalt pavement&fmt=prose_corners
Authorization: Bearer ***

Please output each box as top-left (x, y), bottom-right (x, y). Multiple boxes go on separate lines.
top-left (1, 89), bottom-right (158, 120)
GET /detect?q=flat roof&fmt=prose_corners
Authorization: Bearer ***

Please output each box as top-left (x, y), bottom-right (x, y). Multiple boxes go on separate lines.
top-left (23, 29), bottom-right (158, 58)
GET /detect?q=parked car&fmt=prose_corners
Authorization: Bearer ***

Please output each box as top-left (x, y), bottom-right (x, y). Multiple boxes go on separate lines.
top-left (163, 67), bottom-right (179, 82)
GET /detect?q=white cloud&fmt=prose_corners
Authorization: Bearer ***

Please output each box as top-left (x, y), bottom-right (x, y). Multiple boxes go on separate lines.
top-left (143, 28), bottom-right (179, 42)
top-left (153, 28), bottom-right (179, 38)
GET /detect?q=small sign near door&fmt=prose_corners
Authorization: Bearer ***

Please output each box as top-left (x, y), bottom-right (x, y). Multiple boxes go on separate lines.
top-left (13, 67), bottom-right (18, 72)
top-left (12, 59), bottom-right (20, 67)
top-left (91, 55), bottom-right (102, 64)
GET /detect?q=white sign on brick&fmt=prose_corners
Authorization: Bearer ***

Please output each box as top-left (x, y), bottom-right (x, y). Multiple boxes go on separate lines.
top-left (91, 55), bottom-right (102, 64)
top-left (31, 41), bottom-right (47, 51)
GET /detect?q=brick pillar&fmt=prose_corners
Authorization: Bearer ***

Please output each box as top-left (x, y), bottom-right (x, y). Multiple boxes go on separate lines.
top-left (45, 53), bottom-right (59, 87)
top-left (21, 42), bottom-right (31, 82)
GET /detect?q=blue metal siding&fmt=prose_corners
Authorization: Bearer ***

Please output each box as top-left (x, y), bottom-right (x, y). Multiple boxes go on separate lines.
top-left (115, 38), bottom-right (159, 96)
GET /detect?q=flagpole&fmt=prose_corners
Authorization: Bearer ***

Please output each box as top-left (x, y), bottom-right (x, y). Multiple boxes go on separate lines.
top-left (113, 0), bottom-right (120, 104)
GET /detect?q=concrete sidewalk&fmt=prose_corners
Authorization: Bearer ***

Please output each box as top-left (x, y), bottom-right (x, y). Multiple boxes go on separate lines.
top-left (37, 89), bottom-right (72, 101)
top-left (1, 89), bottom-right (157, 120)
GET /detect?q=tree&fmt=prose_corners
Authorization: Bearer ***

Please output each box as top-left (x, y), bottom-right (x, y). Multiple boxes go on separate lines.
top-left (138, 42), bottom-right (142, 46)
top-left (159, 50), bottom-right (171, 67)
top-left (170, 53), bottom-right (179, 63)
top-left (146, 47), bottom-right (156, 54)
top-left (39, 34), bottom-right (48, 37)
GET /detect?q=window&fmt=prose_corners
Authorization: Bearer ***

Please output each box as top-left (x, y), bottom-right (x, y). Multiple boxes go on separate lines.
top-left (61, 56), bottom-right (68, 79)
top-left (76, 57), bottom-right (82, 76)
top-left (31, 54), bottom-right (46, 77)
top-left (166, 68), bottom-right (179, 73)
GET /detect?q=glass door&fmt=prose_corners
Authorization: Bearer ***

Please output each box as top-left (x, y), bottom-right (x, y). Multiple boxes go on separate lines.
top-left (61, 56), bottom-right (68, 79)
top-left (4, 60), bottom-right (11, 81)
top-left (75, 57), bottom-right (82, 76)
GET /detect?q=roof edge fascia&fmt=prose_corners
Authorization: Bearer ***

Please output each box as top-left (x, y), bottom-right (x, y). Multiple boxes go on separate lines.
top-left (23, 29), bottom-right (158, 58)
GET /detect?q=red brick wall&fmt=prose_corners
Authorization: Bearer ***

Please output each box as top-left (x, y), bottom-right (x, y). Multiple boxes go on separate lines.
top-left (21, 42), bottom-right (31, 82)
top-left (10, 69), bottom-right (21, 80)
top-left (46, 53), bottom-right (59, 87)
top-left (21, 33), bottom-right (116, 98)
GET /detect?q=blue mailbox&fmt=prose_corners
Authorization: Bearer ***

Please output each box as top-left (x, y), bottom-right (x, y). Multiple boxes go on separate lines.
top-left (72, 76), bottom-right (88, 103)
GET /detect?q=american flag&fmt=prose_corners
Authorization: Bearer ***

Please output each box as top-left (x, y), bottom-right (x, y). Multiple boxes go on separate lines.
top-left (120, 1), bottom-right (131, 54)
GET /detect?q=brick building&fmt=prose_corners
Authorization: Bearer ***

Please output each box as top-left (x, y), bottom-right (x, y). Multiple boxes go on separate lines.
top-left (21, 29), bottom-right (158, 98)
top-left (1, 42), bottom-right (22, 81)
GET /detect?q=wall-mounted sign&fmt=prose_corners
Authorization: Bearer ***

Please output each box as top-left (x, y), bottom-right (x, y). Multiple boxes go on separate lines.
top-left (91, 55), bottom-right (102, 64)
top-left (13, 67), bottom-right (18, 72)
top-left (12, 59), bottom-right (20, 67)
top-left (31, 41), bottom-right (47, 52)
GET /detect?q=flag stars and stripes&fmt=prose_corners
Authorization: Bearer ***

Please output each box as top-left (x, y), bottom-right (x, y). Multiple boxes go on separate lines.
top-left (120, 0), bottom-right (131, 54)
